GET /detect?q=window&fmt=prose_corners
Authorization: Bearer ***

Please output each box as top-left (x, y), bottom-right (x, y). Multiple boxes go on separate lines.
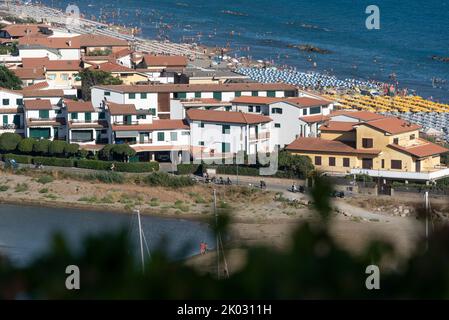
top-left (272, 108), bottom-right (283, 114)
top-left (170, 132), bottom-right (178, 141)
top-left (137, 115), bottom-right (146, 120)
top-left (225, 106), bottom-right (231, 111)
top-left (381, 159), bottom-right (385, 168)
top-left (315, 156), bottom-right (322, 166)
top-left (255, 106), bottom-right (261, 113)
top-left (274, 123), bottom-right (281, 128)
top-left (329, 157), bottom-right (336, 166)
top-left (99, 112), bottom-right (106, 120)
top-left (251, 91), bottom-right (258, 97)
top-left (248, 106), bottom-right (254, 112)
top-left (410, 134), bottom-right (415, 140)
top-left (181, 131), bottom-right (190, 136)
top-left (302, 109), bottom-right (307, 116)
top-left (310, 106), bottom-right (321, 114)
top-left (362, 138), bottom-right (373, 148)
top-left (391, 160), bottom-right (402, 170)
top-left (61, 73), bottom-right (69, 80)
top-left (129, 93), bottom-right (136, 99)
top-left (199, 141), bottom-right (205, 146)
top-left (71, 112), bottom-right (78, 120)
top-left (213, 92), bottom-right (222, 100)
top-left (176, 92), bottom-right (187, 99)
top-left (195, 92), bottom-right (201, 98)
top-left (104, 91), bottom-right (111, 96)
top-left (199, 122), bottom-right (204, 128)
top-left (85, 112), bottom-right (91, 122)
top-left (2, 99), bottom-right (9, 106)
top-left (222, 142), bottom-right (231, 153)
top-left (2, 115), bottom-right (7, 124)
top-left (393, 138), bottom-right (399, 145)
top-left (157, 132), bottom-right (165, 141)
top-left (222, 124), bottom-right (230, 134)
top-left (47, 74), bottom-right (56, 80)
top-left (343, 158), bottom-right (350, 167)
top-left (141, 93), bottom-right (147, 99)
top-left (267, 90), bottom-right (276, 97)
top-left (149, 109), bottom-right (156, 116)
top-left (16, 98), bottom-right (23, 106)
top-left (39, 110), bottom-right (49, 119)
top-left (235, 91), bottom-right (241, 97)
top-left (285, 90), bottom-right (295, 97)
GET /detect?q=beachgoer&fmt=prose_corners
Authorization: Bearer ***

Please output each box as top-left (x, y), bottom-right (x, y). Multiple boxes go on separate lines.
top-left (204, 242), bottom-right (208, 254)
top-left (200, 242), bottom-right (205, 255)
top-left (110, 163), bottom-right (115, 171)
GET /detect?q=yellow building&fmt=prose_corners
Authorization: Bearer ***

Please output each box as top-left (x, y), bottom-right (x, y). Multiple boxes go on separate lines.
top-left (286, 111), bottom-right (449, 181)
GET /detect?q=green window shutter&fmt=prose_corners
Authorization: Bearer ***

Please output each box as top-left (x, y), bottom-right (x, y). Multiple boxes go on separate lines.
top-left (39, 110), bottom-right (49, 119)
top-left (222, 142), bottom-right (230, 153)
top-left (129, 93), bottom-right (136, 99)
top-left (235, 91), bottom-right (241, 97)
top-left (2, 115), bottom-right (7, 124)
top-left (150, 108), bottom-right (156, 116)
top-left (251, 91), bottom-right (258, 97)
top-left (177, 92), bottom-right (187, 99)
top-left (2, 99), bottom-right (9, 105)
top-left (71, 112), bottom-right (78, 120)
top-left (199, 122), bottom-right (204, 128)
top-left (310, 106), bottom-right (321, 114)
top-left (199, 141), bottom-right (204, 146)
top-left (105, 91), bottom-right (111, 96)
top-left (213, 92), bottom-right (222, 100)
top-left (195, 92), bottom-right (201, 98)
top-left (157, 132), bottom-right (165, 141)
top-left (13, 115), bottom-right (20, 126)
top-left (222, 124), bottom-right (230, 134)
top-left (141, 93), bottom-right (147, 99)
top-left (16, 99), bottom-right (23, 106)
top-left (170, 132), bottom-right (178, 141)
top-left (99, 112), bottom-right (106, 119)
top-left (85, 112), bottom-right (91, 121)
top-left (267, 90), bottom-right (276, 97)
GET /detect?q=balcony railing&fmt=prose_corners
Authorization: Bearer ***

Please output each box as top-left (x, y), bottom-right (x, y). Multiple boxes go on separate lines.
top-left (113, 121), bottom-right (140, 126)
top-left (1, 124), bottom-right (21, 129)
top-left (249, 132), bottom-right (270, 141)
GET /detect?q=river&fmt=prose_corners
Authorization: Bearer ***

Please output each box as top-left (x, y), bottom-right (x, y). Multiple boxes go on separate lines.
top-left (0, 204), bottom-right (214, 266)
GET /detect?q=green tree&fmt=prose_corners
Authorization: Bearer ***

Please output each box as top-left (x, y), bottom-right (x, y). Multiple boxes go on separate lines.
top-left (0, 132), bottom-right (22, 152)
top-left (278, 150), bottom-right (314, 178)
top-left (78, 69), bottom-right (123, 100)
top-left (0, 65), bottom-right (22, 90)
top-left (17, 138), bottom-right (35, 154)
top-left (111, 144), bottom-right (136, 162)
top-left (64, 143), bottom-right (80, 157)
top-left (48, 140), bottom-right (68, 157)
top-left (99, 144), bottom-right (114, 161)
top-left (33, 139), bottom-right (50, 155)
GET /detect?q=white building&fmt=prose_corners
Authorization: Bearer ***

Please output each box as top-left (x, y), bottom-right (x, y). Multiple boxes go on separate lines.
top-left (23, 99), bottom-right (63, 140)
top-left (0, 88), bottom-right (24, 135)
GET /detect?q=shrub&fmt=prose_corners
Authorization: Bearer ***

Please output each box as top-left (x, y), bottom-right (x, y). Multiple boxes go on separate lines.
top-left (76, 159), bottom-right (112, 171)
top-left (33, 157), bottom-right (74, 167)
top-left (14, 183), bottom-right (28, 192)
top-left (64, 143), bottom-right (79, 157)
top-left (0, 185), bottom-right (9, 192)
top-left (114, 162), bottom-right (159, 173)
top-left (0, 132), bottom-right (22, 152)
top-left (3, 153), bottom-right (32, 164)
top-left (17, 138), bottom-right (35, 154)
top-left (110, 144), bottom-right (136, 161)
top-left (33, 139), bottom-right (51, 155)
top-left (143, 172), bottom-right (194, 188)
top-left (48, 140), bottom-right (68, 156)
top-left (176, 164), bottom-right (201, 175)
top-left (37, 175), bottom-right (54, 184)
top-left (39, 188), bottom-right (49, 194)
top-left (84, 172), bottom-right (125, 184)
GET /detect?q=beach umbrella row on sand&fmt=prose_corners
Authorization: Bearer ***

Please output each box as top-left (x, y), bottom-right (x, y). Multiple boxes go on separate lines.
top-left (236, 67), bottom-right (381, 90)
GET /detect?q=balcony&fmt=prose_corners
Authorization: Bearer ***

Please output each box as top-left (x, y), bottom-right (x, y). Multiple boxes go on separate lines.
top-left (350, 167), bottom-right (449, 181)
top-left (249, 132), bottom-right (270, 141)
top-left (113, 121), bottom-right (140, 126)
top-left (2, 124), bottom-right (21, 130)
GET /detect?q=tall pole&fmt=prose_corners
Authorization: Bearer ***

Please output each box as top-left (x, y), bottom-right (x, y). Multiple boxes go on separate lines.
top-left (214, 189), bottom-right (220, 279)
top-left (425, 191), bottom-right (429, 250)
top-left (137, 209), bottom-right (145, 273)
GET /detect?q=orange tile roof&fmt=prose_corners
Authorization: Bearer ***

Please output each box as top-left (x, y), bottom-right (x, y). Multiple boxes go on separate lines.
top-left (143, 55), bottom-right (188, 67)
top-left (0, 108), bottom-right (21, 114)
top-left (23, 58), bottom-right (81, 71)
top-left (362, 117), bottom-right (421, 134)
top-left (231, 96), bottom-right (284, 104)
top-left (88, 62), bottom-right (135, 73)
top-left (2, 24), bottom-right (48, 37)
top-left (24, 99), bottom-right (52, 110)
top-left (285, 96), bottom-right (333, 107)
top-left (21, 89), bottom-right (64, 98)
top-left (95, 83), bottom-right (297, 93)
top-left (22, 81), bottom-right (50, 91)
top-left (12, 67), bottom-right (46, 80)
top-left (106, 102), bottom-right (137, 115)
top-left (113, 48), bottom-right (134, 59)
top-left (18, 36), bottom-right (81, 49)
top-left (286, 137), bottom-right (380, 155)
top-left (299, 114), bottom-right (330, 123)
top-left (77, 34), bottom-right (129, 47)
top-left (64, 100), bottom-right (95, 112)
top-left (388, 139), bottom-right (449, 158)
top-left (149, 119), bottom-right (189, 130)
top-left (320, 121), bottom-right (356, 132)
top-left (186, 109), bottom-right (272, 124)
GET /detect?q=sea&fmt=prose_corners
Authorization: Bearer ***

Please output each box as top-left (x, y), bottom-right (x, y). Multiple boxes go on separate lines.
top-left (40, 0), bottom-right (449, 102)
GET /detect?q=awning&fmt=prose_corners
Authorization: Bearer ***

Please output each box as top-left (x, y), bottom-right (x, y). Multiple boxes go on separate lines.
top-left (115, 131), bottom-right (138, 138)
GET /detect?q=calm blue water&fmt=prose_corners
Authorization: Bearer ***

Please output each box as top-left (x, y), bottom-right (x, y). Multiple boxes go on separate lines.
top-left (42, 0), bottom-right (449, 101)
top-left (0, 204), bottom-right (213, 265)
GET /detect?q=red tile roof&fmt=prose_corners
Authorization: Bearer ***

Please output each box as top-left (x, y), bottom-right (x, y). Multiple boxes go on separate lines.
top-left (320, 121), bottom-right (356, 132)
top-left (231, 96), bottom-right (283, 104)
top-left (330, 110), bottom-right (386, 121)
top-left (22, 81), bottom-right (50, 91)
top-left (64, 100), bottom-right (95, 112)
top-left (21, 89), bottom-right (64, 98)
top-left (12, 67), bottom-right (46, 80)
top-left (299, 114), bottom-right (330, 123)
top-left (143, 55), bottom-right (188, 67)
top-left (77, 34), bottom-right (129, 47)
top-left (285, 96), bottom-right (333, 107)
top-left (88, 62), bottom-right (135, 73)
top-left (24, 99), bottom-right (52, 110)
top-left (23, 58), bottom-right (81, 71)
top-left (18, 36), bottom-right (81, 49)
top-left (186, 109), bottom-right (272, 124)
top-left (149, 119), bottom-right (189, 130)
top-left (388, 139), bottom-right (449, 158)
top-left (106, 102), bottom-right (137, 115)
top-left (286, 137), bottom-right (380, 155)
top-left (2, 24), bottom-right (49, 37)
top-left (362, 117), bottom-right (421, 134)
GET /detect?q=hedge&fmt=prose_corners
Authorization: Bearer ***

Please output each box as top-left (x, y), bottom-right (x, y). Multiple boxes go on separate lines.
top-left (3, 153), bottom-right (33, 164)
top-left (33, 156), bottom-right (75, 167)
top-left (114, 162), bottom-right (159, 173)
top-left (176, 164), bottom-right (201, 175)
top-left (76, 159), bottom-right (112, 171)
